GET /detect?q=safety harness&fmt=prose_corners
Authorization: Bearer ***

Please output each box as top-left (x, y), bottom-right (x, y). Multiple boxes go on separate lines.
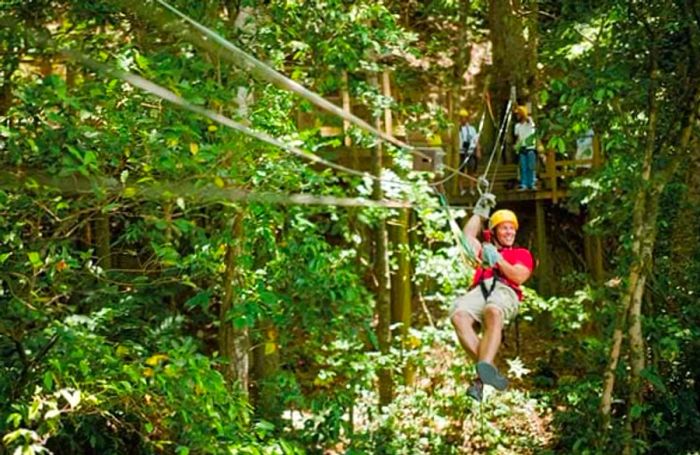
top-left (471, 230), bottom-right (506, 302)
top-left (477, 268), bottom-right (499, 301)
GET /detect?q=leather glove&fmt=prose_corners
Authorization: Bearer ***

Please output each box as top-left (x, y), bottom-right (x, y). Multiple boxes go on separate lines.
top-left (481, 242), bottom-right (502, 267)
top-left (473, 192), bottom-right (496, 220)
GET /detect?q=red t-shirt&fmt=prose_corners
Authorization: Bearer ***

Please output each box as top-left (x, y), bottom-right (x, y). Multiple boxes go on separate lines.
top-left (471, 246), bottom-right (534, 301)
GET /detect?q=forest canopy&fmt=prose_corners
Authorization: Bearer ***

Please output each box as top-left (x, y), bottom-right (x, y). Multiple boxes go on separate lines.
top-left (1, 1), bottom-right (699, 454)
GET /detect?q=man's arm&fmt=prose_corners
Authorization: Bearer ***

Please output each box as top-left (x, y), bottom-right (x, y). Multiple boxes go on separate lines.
top-left (463, 214), bottom-right (483, 255)
top-left (495, 257), bottom-right (531, 285)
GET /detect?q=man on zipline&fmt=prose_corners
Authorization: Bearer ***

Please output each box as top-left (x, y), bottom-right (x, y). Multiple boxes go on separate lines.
top-left (450, 195), bottom-right (533, 401)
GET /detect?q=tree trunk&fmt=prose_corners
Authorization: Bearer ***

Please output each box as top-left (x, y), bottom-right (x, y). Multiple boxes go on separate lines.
top-left (219, 209), bottom-right (250, 395)
top-left (389, 208), bottom-right (413, 385)
top-left (524, 0), bottom-right (539, 108)
top-left (252, 320), bottom-right (281, 421)
top-left (488, 0), bottom-right (528, 163)
top-left (600, 290), bottom-right (629, 429)
top-left (372, 76), bottom-right (393, 406)
top-left (600, 42), bottom-right (659, 447)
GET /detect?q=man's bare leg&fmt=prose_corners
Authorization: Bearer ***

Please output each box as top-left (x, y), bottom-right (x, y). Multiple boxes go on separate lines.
top-left (475, 305), bottom-right (509, 390)
top-left (451, 311), bottom-right (480, 361)
top-left (478, 305), bottom-right (504, 364)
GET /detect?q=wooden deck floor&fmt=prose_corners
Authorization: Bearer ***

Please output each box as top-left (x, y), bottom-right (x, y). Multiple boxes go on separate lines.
top-left (444, 162), bottom-right (574, 205)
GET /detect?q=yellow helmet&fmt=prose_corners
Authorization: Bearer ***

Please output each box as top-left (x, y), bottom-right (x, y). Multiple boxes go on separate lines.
top-left (515, 105), bottom-right (528, 117)
top-left (458, 109), bottom-right (469, 117)
top-left (489, 209), bottom-right (519, 230)
top-left (427, 133), bottom-right (443, 146)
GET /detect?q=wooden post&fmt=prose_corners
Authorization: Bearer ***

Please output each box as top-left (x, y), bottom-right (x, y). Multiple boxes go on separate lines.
top-left (592, 133), bottom-right (602, 168)
top-left (547, 148), bottom-right (557, 202)
top-left (535, 199), bottom-right (551, 296)
top-left (447, 91), bottom-right (459, 196)
top-left (342, 71), bottom-right (352, 148)
top-left (382, 70), bottom-right (393, 137)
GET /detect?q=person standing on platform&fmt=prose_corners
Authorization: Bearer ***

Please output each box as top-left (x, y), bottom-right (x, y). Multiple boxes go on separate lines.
top-left (514, 106), bottom-right (537, 191)
top-left (458, 109), bottom-right (481, 195)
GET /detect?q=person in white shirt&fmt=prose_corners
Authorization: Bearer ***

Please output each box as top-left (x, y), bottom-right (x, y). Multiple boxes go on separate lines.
top-left (458, 109), bottom-right (481, 195)
top-left (513, 106), bottom-right (537, 190)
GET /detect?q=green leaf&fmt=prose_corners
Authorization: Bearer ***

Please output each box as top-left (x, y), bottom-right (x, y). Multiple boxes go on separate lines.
top-left (42, 372), bottom-right (53, 390)
top-left (134, 52), bottom-right (150, 71)
top-left (5, 413), bottom-right (22, 429)
top-left (27, 252), bottom-right (41, 267)
top-left (185, 291), bottom-right (211, 310)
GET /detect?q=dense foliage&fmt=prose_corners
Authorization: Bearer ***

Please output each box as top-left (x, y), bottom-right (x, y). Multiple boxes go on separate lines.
top-left (1, 1), bottom-right (699, 454)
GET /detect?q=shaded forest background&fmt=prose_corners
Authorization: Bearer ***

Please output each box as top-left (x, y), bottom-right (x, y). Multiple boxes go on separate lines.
top-left (1, 1), bottom-right (699, 454)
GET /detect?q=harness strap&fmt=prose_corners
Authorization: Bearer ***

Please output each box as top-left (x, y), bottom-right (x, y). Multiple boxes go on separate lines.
top-left (473, 266), bottom-right (502, 302)
top-left (479, 274), bottom-right (498, 301)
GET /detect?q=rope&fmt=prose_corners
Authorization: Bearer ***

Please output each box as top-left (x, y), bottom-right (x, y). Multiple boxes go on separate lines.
top-left (436, 192), bottom-right (479, 269)
top-left (149, 0), bottom-right (480, 184)
top-left (482, 97), bottom-right (514, 180)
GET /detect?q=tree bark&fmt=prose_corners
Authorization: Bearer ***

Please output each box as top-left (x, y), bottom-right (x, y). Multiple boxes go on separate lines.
top-left (372, 76), bottom-right (393, 406)
top-left (389, 208), bottom-right (414, 385)
top-left (601, 36), bottom-right (660, 446)
top-left (488, 0), bottom-right (529, 164)
top-left (252, 320), bottom-right (280, 421)
top-left (219, 209), bottom-right (250, 395)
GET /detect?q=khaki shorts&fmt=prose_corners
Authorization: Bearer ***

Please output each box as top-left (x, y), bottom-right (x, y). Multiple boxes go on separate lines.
top-left (449, 279), bottom-right (520, 325)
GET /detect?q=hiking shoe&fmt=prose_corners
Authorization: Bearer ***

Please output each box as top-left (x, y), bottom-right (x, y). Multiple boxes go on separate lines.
top-left (467, 378), bottom-right (484, 402)
top-left (476, 361), bottom-right (508, 391)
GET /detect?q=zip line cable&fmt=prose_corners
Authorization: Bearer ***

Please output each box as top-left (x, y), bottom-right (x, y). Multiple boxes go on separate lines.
top-left (486, 97), bottom-right (516, 193)
top-left (61, 49), bottom-right (416, 190)
top-left (0, 169), bottom-right (409, 209)
top-left (488, 124), bottom-right (509, 194)
top-left (149, 0), bottom-right (480, 184)
top-left (5, 18), bottom-right (480, 217)
top-left (59, 48), bottom-right (476, 214)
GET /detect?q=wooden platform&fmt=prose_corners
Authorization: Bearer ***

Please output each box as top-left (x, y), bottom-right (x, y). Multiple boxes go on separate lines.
top-left (446, 162), bottom-right (575, 205)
